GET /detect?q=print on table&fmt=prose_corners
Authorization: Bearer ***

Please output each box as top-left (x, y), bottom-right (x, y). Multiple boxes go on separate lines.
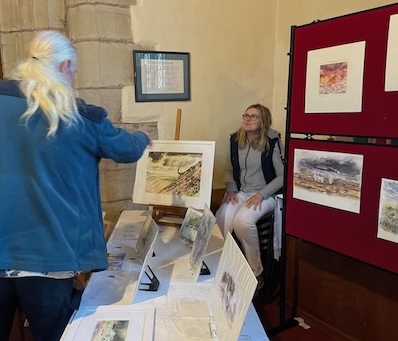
top-left (91, 320), bottom-right (128, 341)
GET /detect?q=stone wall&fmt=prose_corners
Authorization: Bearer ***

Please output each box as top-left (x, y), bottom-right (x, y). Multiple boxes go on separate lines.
top-left (0, 0), bottom-right (157, 225)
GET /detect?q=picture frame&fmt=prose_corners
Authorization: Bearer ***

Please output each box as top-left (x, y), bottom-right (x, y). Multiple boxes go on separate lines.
top-left (133, 50), bottom-right (190, 102)
top-left (61, 305), bottom-right (155, 341)
top-left (132, 140), bottom-right (215, 209)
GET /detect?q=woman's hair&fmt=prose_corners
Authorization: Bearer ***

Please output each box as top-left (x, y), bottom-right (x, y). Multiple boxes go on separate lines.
top-left (236, 103), bottom-right (272, 151)
top-left (13, 30), bottom-right (79, 136)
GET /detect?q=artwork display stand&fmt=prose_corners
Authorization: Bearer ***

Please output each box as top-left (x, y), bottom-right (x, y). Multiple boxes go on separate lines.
top-left (270, 3), bottom-right (398, 336)
top-left (200, 261), bottom-right (210, 275)
top-left (139, 265), bottom-right (160, 291)
top-left (149, 109), bottom-right (189, 227)
top-left (286, 2), bottom-right (398, 272)
top-left (267, 166), bottom-right (298, 336)
top-left (138, 110), bottom-right (186, 291)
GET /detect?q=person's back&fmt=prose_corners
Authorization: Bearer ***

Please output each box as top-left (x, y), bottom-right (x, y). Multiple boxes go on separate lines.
top-left (0, 30), bottom-right (150, 341)
top-left (0, 80), bottom-right (140, 272)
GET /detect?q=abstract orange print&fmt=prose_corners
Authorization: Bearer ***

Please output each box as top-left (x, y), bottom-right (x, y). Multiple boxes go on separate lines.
top-left (319, 61), bottom-right (347, 95)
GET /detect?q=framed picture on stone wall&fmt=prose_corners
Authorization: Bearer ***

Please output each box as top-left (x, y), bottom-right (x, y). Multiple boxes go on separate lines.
top-left (133, 50), bottom-right (190, 102)
top-left (132, 140), bottom-right (215, 209)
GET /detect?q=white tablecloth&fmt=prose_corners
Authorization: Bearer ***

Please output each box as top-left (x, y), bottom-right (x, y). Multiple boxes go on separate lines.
top-left (64, 210), bottom-right (270, 341)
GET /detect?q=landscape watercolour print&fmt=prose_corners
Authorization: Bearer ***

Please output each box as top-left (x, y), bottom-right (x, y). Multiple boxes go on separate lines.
top-left (189, 205), bottom-right (216, 279)
top-left (180, 207), bottom-right (203, 246)
top-left (293, 149), bottom-right (364, 213)
top-left (133, 140), bottom-right (215, 209)
top-left (90, 320), bottom-right (129, 341)
top-left (377, 178), bottom-right (398, 243)
top-left (60, 305), bottom-right (155, 341)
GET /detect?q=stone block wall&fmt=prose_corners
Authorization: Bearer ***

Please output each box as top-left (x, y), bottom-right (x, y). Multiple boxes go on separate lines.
top-left (0, 0), bottom-right (156, 225)
top-left (0, 0), bottom-right (66, 76)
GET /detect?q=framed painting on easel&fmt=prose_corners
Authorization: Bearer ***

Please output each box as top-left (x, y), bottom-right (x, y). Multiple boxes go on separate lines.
top-left (132, 140), bottom-right (215, 210)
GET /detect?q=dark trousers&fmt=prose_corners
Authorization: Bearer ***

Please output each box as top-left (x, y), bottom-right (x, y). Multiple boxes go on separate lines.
top-left (0, 277), bottom-right (82, 341)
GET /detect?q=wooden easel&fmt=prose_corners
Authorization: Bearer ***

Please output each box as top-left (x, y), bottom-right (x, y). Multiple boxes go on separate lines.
top-left (151, 108), bottom-right (188, 226)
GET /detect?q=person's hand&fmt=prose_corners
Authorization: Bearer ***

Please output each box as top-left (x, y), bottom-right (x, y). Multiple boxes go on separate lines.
top-left (223, 191), bottom-right (238, 205)
top-left (245, 193), bottom-right (263, 210)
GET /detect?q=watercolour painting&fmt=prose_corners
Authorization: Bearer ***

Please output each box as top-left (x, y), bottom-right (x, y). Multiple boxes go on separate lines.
top-left (209, 232), bottom-right (257, 341)
top-left (305, 41), bottom-right (365, 113)
top-left (189, 205), bottom-right (216, 279)
top-left (293, 148), bottom-right (364, 213)
top-left (377, 178), bottom-right (398, 243)
top-left (60, 305), bottom-right (155, 341)
top-left (136, 215), bottom-right (160, 261)
top-left (385, 14), bottom-right (398, 91)
top-left (133, 140), bottom-right (215, 209)
top-left (90, 320), bottom-right (128, 341)
top-left (180, 207), bottom-right (203, 246)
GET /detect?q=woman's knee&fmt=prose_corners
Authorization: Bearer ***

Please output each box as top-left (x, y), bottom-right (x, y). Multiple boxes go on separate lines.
top-left (233, 221), bottom-right (255, 243)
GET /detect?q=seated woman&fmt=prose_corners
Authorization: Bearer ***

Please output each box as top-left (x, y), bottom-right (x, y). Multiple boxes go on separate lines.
top-left (215, 104), bottom-right (284, 288)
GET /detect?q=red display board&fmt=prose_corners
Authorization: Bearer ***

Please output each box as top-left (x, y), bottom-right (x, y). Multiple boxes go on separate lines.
top-left (285, 139), bottom-right (398, 274)
top-left (289, 3), bottom-right (398, 138)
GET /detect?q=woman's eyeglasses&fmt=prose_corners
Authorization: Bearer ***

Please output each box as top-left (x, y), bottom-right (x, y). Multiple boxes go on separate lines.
top-left (242, 114), bottom-right (260, 120)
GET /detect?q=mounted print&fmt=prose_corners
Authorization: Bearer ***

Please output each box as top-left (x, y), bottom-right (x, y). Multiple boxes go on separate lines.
top-left (377, 178), bottom-right (398, 243)
top-left (293, 148), bottom-right (364, 213)
top-left (154, 232), bottom-right (257, 340)
top-left (210, 232), bottom-right (258, 341)
top-left (180, 206), bottom-right (203, 246)
top-left (60, 305), bottom-right (155, 341)
top-left (133, 140), bottom-right (215, 209)
top-left (189, 205), bottom-right (216, 279)
top-left (385, 14), bottom-right (398, 91)
top-left (305, 41), bottom-right (366, 113)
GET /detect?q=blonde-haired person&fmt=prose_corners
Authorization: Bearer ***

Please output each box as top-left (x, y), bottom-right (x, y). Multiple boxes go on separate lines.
top-left (0, 31), bottom-right (150, 341)
top-left (216, 104), bottom-right (284, 289)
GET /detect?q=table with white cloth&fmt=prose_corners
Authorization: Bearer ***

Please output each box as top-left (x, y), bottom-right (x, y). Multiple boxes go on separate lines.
top-left (65, 210), bottom-right (270, 341)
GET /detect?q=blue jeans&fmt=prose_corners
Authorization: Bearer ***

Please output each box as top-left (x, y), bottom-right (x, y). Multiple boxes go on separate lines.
top-left (0, 277), bottom-right (81, 341)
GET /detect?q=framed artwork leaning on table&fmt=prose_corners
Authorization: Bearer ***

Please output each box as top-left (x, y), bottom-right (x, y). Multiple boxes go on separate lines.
top-left (133, 140), bottom-right (215, 210)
